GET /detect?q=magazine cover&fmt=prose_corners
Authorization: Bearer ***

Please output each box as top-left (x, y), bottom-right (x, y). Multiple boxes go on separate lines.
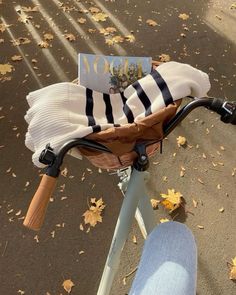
top-left (78, 53), bottom-right (152, 94)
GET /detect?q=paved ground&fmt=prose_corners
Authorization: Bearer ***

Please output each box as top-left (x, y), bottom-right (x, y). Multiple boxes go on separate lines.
top-left (0, 0), bottom-right (235, 294)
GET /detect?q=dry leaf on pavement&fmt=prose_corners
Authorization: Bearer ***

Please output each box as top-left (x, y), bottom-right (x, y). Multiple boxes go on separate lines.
top-left (62, 279), bottom-right (75, 294)
top-left (18, 15), bottom-right (33, 24)
top-left (11, 55), bottom-right (23, 61)
top-left (112, 35), bottom-right (124, 43)
top-left (38, 40), bottom-right (50, 48)
top-left (11, 37), bottom-right (31, 46)
top-left (0, 64), bottom-right (14, 75)
top-left (177, 136), bottom-right (187, 147)
top-left (0, 22), bottom-right (11, 33)
top-left (146, 19), bottom-right (158, 26)
top-left (82, 198), bottom-right (106, 227)
top-left (64, 33), bottom-right (76, 41)
top-left (178, 13), bottom-right (190, 20)
top-left (44, 33), bottom-right (54, 41)
top-left (161, 189), bottom-right (183, 212)
top-left (92, 12), bottom-right (108, 22)
top-left (21, 6), bottom-right (39, 12)
top-left (228, 257), bottom-right (236, 280)
top-left (159, 53), bottom-right (170, 62)
top-left (89, 7), bottom-right (100, 14)
top-left (150, 198), bottom-right (160, 209)
top-left (78, 18), bottom-right (86, 24)
top-left (99, 27), bottom-right (116, 35)
top-left (125, 34), bottom-right (135, 42)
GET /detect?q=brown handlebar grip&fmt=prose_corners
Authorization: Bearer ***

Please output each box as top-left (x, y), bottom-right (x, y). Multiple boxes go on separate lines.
top-left (23, 174), bottom-right (57, 231)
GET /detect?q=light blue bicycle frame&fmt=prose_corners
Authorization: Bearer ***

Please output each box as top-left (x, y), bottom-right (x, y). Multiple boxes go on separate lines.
top-left (97, 167), bottom-right (157, 295)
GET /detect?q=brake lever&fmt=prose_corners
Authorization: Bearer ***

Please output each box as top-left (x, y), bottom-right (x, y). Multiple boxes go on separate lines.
top-left (220, 101), bottom-right (236, 124)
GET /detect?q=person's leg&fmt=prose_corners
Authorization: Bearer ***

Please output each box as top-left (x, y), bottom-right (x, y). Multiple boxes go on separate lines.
top-left (129, 221), bottom-right (197, 295)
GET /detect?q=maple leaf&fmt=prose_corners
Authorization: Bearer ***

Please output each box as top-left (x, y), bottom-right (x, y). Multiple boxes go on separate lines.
top-left (92, 12), bottom-right (108, 22)
top-left (179, 13), bottom-right (190, 20)
top-left (228, 257), bottom-right (236, 280)
top-left (82, 198), bottom-right (106, 227)
top-left (146, 19), bottom-right (158, 26)
top-left (159, 53), bottom-right (171, 62)
top-left (62, 279), bottom-right (75, 294)
top-left (161, 189), bottom-right (183, 212)
top-left (0, 64), bottom-right (14, 75)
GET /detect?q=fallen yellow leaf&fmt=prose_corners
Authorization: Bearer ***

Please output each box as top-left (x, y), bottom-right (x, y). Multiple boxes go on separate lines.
top-left (89, 7), bottom-right (100, 14)
top-left (44, 33), bottom-right (54, 41)
top-left (38, 40), bottom-right (50, 48)
top-left (178, 13), bottom-right (190, 20)
top-left (146, 19), bottom-right (158, 26)
top-left (11, 55), bottom-right (23, 61)
top-left (125, 34), bottom-right (136, 43)
top-left (132, 235), bottom-right (137, 244)
top-left (229, 257), bottom-right (236, 280)
top-left (64, 33), bottom-right (76, 41)
top-left (0, 22), bottom-right (11, 33)
top-left (0, 64), bottom-right (14, 75)
top-left (62, 279), bottom-right (75, 294)
top-left (21, 6), bottom-right (39, 12)
top-left (99, 27), bottom-right (117, 35)
top-left (82, 198), bottom-right (105, 227)
top-left (161, 189), bottom-right (183, 212)
top-left (150, 198), bottom-right (160, 210)
top-left (177, 136), bottom-right (187, 147)
top-left (112, 35), bottom-right (124, 43)
top-left (192, 199), bottom-right (198, 208)
top-left (78, 18), bottom-right (86, 24)
top-left (159, 53), bottom-right (171, 62)
top-left (92, 12), bottom-right (108, 22)
top-left (18, 15), bottom-right (32, 24)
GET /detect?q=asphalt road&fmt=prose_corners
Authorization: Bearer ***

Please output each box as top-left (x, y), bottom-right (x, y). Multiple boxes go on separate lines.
top-left (0, 0), bottom-right (236, 294)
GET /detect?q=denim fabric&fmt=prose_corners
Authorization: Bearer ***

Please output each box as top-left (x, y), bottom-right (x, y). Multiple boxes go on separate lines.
top-left (129, 221), bottom-right (197, 295)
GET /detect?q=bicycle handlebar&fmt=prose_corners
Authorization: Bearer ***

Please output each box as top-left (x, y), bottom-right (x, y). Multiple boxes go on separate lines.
top-left (23, 97), bottom-right (236, 231)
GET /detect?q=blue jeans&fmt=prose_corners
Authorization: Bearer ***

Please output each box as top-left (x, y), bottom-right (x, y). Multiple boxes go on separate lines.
top-left (129, 221), bottom-right (197, 295)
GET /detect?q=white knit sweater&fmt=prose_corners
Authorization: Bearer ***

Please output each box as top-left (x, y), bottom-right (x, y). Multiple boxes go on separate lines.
top-left (25, 61), bottom-right (211, 167)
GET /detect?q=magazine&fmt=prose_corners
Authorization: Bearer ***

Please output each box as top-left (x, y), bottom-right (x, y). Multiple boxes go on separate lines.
top-left (78, 53), bottom-right (152, 94)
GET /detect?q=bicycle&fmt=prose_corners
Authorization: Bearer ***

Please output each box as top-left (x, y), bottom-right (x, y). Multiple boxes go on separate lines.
top-left (23, 90), bottom-right (236, 294)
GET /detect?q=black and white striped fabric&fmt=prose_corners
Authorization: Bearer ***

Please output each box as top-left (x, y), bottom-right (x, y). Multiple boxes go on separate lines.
top-left (25, 61), bottom-right (211, 167)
